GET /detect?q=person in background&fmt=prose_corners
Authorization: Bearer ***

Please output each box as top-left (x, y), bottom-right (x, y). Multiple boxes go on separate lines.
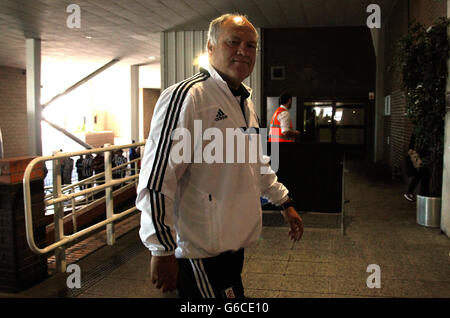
top-left (75, 155), bottom-right (84, 190)
top-left (82, 154), bottom-right (94, 188)
top-left (62, 156), bottom-right (74, 185)
top-left (268, 92), bottom-right (301, 142)
top-left (92, 153), bottom-right (105, 186)
top-left (404, 133), bottom-right (429, 201)
top-left (113, 149), bottom-right (127, 179)
top-left (129, 141), bottom-right (139, 176)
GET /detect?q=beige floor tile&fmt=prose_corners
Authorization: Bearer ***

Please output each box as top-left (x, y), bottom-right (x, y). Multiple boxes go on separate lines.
top-left (76, 292), bottom-right (114, 298)
top-left (416, 280), bottom-right (450, 298)
top-left (329, 293), bottom-right (373, 298)
top-left (245, 289), bottom-right (280, 298)
top-left (285, 261), bottom-right (315, 276)
top-left (329, 278), bottom-right (385, 297)
top-left (286, 261), bottom-right (333, 277)
top-left (328, 259), bottom-right (369, 281)
top-left (82, 277), bottom-right (146, 297)
top-left (280, 275), bottom-right (330, 293)
top-left (289, 249), bottom-right (334, 263)
top-left (278, 291), bottom-right (332, 298)
top-left (257, 237), bottom-right (294, 250)
top-left (242, 272), bottom-right (284, 290)
top-left (251, 248), bottom-right (291, 261)
top-left (127, 280), bottom-right (166, 298)
top-left (378, 265), bottom-right (410, 281)
top-left (107, 258), bottom-right (150, 281)
top-left (244, 242), bottom-right (259, 257)
top-left (244, 259), bottom-right (288, 274)
top-left (381, 279), bottom-right (419, 298)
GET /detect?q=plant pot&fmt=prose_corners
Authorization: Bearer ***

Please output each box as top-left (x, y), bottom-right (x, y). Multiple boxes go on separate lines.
top-left (416, 195), bottom-right (441, 228)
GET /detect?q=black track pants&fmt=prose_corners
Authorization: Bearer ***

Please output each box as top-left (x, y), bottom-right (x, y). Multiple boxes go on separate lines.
top-left (176, 249), bottom-right (245, 298)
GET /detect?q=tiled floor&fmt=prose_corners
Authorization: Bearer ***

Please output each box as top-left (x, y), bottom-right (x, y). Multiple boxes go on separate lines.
top-left (2, 160), bottom-right (450, 298)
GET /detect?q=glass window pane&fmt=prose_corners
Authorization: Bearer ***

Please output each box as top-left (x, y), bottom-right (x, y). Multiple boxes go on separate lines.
top-left (335, 108), bottom-right (364, 126)
top-left (314, 106), bottom-right (333, 126)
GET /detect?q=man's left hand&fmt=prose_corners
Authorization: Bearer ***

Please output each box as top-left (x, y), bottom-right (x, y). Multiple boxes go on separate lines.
top-left (281, 207), bottom-right (304, 241)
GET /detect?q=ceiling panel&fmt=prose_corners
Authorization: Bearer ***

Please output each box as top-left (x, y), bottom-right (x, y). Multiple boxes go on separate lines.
top-left (0, 0), bottom-right (395, 69)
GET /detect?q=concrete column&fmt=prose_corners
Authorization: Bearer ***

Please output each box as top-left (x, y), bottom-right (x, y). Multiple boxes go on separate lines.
top-left (130, 65), bottom-right (139, 143)
top-left (26, 39), bottom-right (42, 156)
top-left (441, 1), bottom-right (450, 237)
top-left (442, 112), bottom-right (450, 236)
top-left (372, 27), bottom-right (385, 162)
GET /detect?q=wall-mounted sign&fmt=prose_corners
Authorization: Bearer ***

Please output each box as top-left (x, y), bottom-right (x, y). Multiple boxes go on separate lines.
top-left (270, 66), bottom-right (285, 80)
top-left (384, 95), bottom-right (391, 115)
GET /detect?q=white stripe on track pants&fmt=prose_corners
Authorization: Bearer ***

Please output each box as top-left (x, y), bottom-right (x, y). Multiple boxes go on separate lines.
top-left (176, 249), bottom-right (245, 298)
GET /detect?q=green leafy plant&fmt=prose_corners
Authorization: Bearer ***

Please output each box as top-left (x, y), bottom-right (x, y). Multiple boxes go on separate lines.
top-left (396, 17), bottom-right (449, 197)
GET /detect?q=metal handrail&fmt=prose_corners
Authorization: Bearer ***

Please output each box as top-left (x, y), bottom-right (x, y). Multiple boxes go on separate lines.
top-left (23, 141), bottom-right (145, 272)
top-left (46, 175), bottom-right (138, 205)
top-left (43, 153), bottom-right (141, 200)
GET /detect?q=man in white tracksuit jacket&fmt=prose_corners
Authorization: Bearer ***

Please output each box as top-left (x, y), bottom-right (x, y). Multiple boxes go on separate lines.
top-left (137, 13), bottom-right (303, 298)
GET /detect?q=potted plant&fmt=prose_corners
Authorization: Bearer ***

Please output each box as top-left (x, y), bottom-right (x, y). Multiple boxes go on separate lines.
top-left (396, 17), bottom-right (449, 227)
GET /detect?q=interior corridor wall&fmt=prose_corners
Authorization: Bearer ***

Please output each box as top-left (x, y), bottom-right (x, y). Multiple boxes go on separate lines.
top-left (382, 0), bottom-right (448, 236)
top-left (383, 0), bottom-right (447, 176)
top-left (0, 66), bottom-right (28, 158)
top-left (382, 0), bottom-right (409, 175)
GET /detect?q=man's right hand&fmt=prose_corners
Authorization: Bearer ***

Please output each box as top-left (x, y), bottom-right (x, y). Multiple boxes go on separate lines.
top-left (150, 254), bottom-right (179, 292)
top-left (283, 130), bottom-right (301, 140)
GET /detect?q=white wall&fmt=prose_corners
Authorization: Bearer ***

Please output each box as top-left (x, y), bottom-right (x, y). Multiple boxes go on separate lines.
top-left (140, 63), bottom-right (161, 89)
top-left (41, 59), bottom-right (132, 152)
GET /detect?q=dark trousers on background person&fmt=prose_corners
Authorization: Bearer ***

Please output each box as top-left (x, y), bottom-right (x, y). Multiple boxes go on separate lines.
top-left (176, 249), bottom-right (245, 298)
top-left (407, 167), bottom-right (430, 196)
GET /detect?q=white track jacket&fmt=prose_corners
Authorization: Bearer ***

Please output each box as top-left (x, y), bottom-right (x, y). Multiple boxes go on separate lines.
top-left (137, 63), bottom-right (289, 259)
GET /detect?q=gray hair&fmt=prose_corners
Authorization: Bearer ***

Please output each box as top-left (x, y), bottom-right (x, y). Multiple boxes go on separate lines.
top-left (207, 13), bottom-right (258, 47)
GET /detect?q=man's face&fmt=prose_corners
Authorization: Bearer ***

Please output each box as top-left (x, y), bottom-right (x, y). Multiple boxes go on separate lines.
top-left (208, 17), bottom-right (258, 88)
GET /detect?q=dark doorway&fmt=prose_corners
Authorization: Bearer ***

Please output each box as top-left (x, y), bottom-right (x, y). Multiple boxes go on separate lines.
top-left (300, 99), bottom-right (367, 159)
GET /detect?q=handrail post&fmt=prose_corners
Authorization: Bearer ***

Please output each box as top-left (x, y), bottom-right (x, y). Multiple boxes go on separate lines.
top-left (341, 154), bottom-right (346, 236)
top-left (104, 144), bottom-right (115, 245)
top-left (52, 152), bottom-right (66, 272)
top-left (71, 188), bottom-right (77, 233)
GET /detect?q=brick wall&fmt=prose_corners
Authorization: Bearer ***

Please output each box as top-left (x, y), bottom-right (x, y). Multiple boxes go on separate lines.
top-left (0, 66), bottom-right (28, 158)
top-left (389, 89), bottom-right (412, 173)
top-left (0, 180), bottom-right (47, 292)
top-left (383, 116), bottom-right (391, 164)
top-left (383, 0), bottom-right (446, 175)
top-left (410, 0), bottom-right (447, 27)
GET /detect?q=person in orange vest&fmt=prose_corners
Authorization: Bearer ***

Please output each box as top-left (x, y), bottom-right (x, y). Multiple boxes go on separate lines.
top-left (269, 92), bottom-right (300, 142)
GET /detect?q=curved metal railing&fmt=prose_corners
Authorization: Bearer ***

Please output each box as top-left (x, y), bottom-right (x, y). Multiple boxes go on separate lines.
top-left (23, 141), bottom-right (145, 272)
